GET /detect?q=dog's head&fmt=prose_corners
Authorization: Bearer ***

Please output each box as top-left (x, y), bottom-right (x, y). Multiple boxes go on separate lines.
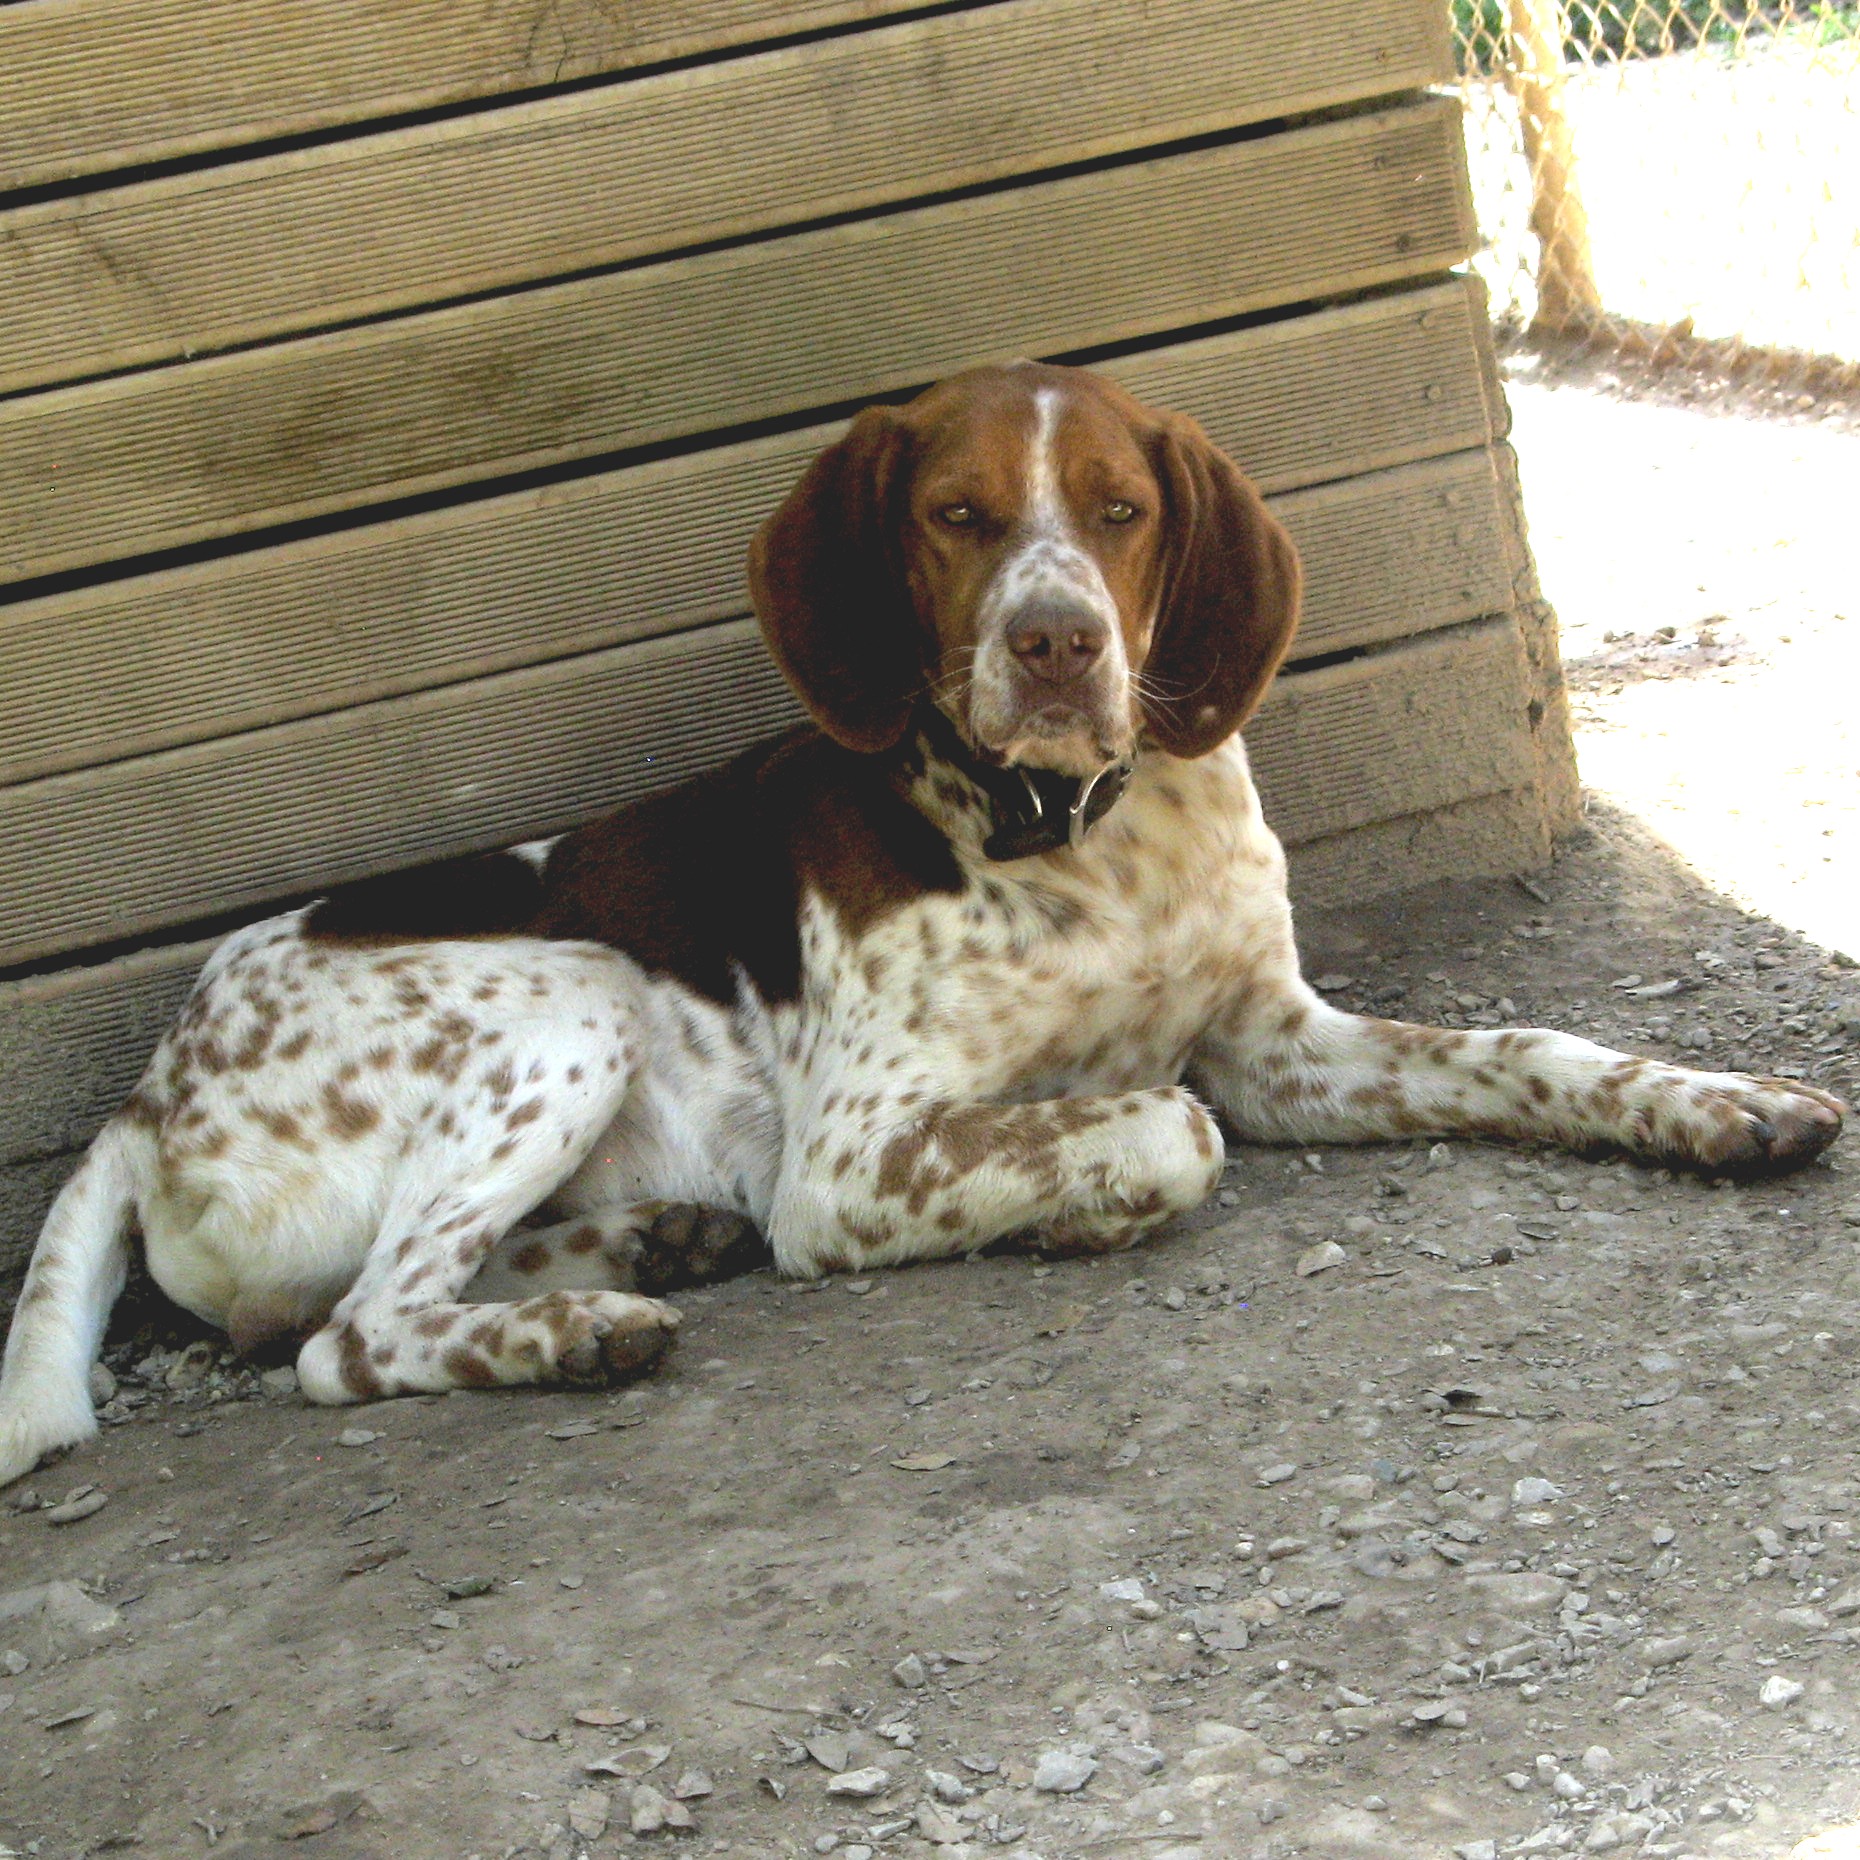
top-left (748, 362), bottom-right (1301, 777)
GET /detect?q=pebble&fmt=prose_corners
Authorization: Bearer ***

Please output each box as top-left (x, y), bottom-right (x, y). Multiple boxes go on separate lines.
top-left (891, 1654), bottom-right (927, 1689)
top-left (671, 1769), bottom-right (713, 1800)
top-left (1584, 1821), bottom-right (1622, 1853)
top-left (1640, 1634), bottom-right (1694, 1669)
top-left (1411, 1701), bottom-right (1469, 1729)
top-left (924, 1770), bottom-right (972, 1803)
top-left (1295, 1242), bottom-right (1347, 1278)
top-left (1099, 1578), bottom-right (1146, 1604)
top-left (88, 1364), bottom-right (117, 1405)
top-left (1760, 1674), bottom-right (1805, 1710)
top-left (45, 1487), bottom-right (109, 1526)
top-left (1464, 1571), bottom-right (1569, 1613)
top-left (826, 1768), bottom-right (892, 1798)
top-left (629, 1783), bottom-right (692, 1833)
top-left (1032, 1749), bottom-right (1098, 1792)
top-left (1512, 1477), bottom-right (1565, 1506)
top-left (259, 1366), bottom-right (299, 1398)
top-left (337, 1427), bottom-right (380, 1448)
top-left (567, 1789), bottom-right (610, 1840)
top-left (164, 1342), bottom-right (216, 1390)
top-left (1456, 1844), bottom-right (1499, 1860)
top-left (1580, 1745), bottom-right (1614, 1779)
top-left (914, 1801), bottom-right (967, 1844)
top-left (1256, 1462), bottom-right (1298, 1487)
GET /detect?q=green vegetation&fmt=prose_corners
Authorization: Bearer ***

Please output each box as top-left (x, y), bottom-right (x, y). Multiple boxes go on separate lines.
top-left (1453, 0), bottom-right (1859, 72)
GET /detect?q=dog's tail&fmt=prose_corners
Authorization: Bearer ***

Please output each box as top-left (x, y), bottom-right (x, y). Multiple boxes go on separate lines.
top-left (0, 1117), bottom-right (147, 1487)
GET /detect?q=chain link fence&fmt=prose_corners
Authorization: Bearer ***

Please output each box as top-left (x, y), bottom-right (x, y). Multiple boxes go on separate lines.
top-left (1453, 0), bottom-right (1860, 391)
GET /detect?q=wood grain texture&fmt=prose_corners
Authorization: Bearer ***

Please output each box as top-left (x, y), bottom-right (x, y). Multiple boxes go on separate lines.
top-left (1247, 615), bottom-right (1536, 847)
top-left (0, 285), bottom-right (1503, 786)
top-left (0, 0), bottom-right (918, 192)
top-left (0, 0), bottom-right (1453, 394)
top-left (0, 100), bottom-right (1475, 584)
top-left (1286, 785), bottom-right (1550, 908)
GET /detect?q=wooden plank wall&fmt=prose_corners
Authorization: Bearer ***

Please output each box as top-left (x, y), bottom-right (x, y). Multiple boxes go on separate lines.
top-left (0, 0), bottom-right (1577, 1295)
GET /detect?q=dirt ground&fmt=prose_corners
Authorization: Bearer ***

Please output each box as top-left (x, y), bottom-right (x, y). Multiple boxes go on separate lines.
top-left (4, 372), bottom-right (1859, 1860)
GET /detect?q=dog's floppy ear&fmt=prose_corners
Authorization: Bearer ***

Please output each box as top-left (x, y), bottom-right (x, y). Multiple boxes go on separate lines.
top-left (748, 407), bottom-right (923, 754)
top-left (1141, 413), bottom-right (1302, 759)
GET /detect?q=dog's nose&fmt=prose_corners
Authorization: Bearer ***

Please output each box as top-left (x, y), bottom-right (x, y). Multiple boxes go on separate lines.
top-left (1005, 602), bottom-right (1109, 684)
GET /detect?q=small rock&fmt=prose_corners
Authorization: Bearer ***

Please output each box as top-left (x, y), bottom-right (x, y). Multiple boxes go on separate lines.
top-left (1160, 1287), bottom-right (1188, 1311)
top-left (1583, 1823), bottom-right (1621, 1854)
top-left (671, 1769), bottom-right (713, 1800)
top-left (1761, 1674), bottom-right (1805, 1710)
top-left (1511, 1478), bottom-right (1565, 1507)
top-left (924, 1769), bottom-right (973, 1803)
top-left (259, 1366), bottom-right (299, 1398)
top-left (568, 1788), bottom-right (610, 1840)
top-left (1256, 1462), bottom-right (1298, 1487)
top-left (1456, 1845), bottom-right (1499, 1860)
top-left (3, 1649), bottom-right (28, 1676)
top-left (1032, 1749), bottom-right (1097, 1793)
top-left (631, 1784), bottom-right (691, 1834)
top-left (44, 1488), bottom-right (108, 1526)
top-left (429, 1609), bottom-right (461, 1631)
top-left (1504, 1773), bottom-right (1530, 1792)
top-left (1464, 1571), bottom-right (1569, 1613)
top-left (1640, 1634), bottom-right (1694, 1669)
top-left (805, 1730), bottom-right (850, 1773)
top-left (1553, 1770), bottom-right (1584, 1800)
top-left (88, 1364), bottom-right (118, 1405)
top-left (337, 1427), bottom-right (380, 1448)
top-left (1099, 1578), bottom-right (1146, 1604)
top-left (1411, 1701), bottom-right (1468, 1728)
top-left (827, 1767), bottom-right (892, 1798)
top-left (1580, 1745), bottom-right (1614, 1779)
top-left (892, 1654), bottom-right (927, 1689)
top-left (1650, 1526), bottom-right (1675, 1547)
top-left (914, 1800), bottom-right (967, 1844)
top-left (1295, 1242), bottom-right (1346, 1278)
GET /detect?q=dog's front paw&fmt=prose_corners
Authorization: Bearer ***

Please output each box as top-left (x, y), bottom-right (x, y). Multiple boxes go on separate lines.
top-left (1642, 1075), bottom-right (1845, 1176)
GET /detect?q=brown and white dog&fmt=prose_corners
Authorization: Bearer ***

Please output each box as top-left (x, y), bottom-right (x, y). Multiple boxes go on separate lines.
top-left (0, 363), bottom-right (1843, 1485)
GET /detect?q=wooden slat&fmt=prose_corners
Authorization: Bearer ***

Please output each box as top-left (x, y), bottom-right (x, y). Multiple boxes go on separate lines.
top-left (0, 0), bottom-right (918, 193)
top-left (1277, 450), bottom-right (1516, 660)
top-left (0, 622), bottom-right (804, 970)
top-left (0, 938), bottom-right (218, 1165)
top-left (1248, 616), bottom-right (1535, 846)
top-left (0, 286), bottom-right (1504, 786)
top-left (0, 0), bottom-right (1453, 396)
top-left (1287, 786), bottom-right (1549, 909)
top-left (0, 100), bottom-right (1475, 585)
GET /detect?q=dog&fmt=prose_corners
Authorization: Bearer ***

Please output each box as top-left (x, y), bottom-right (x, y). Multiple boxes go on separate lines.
top-left (0, 361), bottom-right (1843, 1486)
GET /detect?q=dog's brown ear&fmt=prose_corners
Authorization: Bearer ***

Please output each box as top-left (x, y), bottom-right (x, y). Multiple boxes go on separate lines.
top-left (748, 407), bottom-right (923, 754)
top-left (1141, 414), bottom-right (1302, 759)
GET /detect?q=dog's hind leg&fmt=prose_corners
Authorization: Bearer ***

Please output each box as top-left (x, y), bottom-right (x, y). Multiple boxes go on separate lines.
top-left (294, 1029), bottom-right (681, 1404)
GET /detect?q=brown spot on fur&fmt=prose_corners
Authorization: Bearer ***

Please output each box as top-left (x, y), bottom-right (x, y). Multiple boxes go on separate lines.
top-left (414, 1309), bottom-right (460, 1338)
top-left (510, 1241), bottom-right (550, 1275)
top-left (505, 1097), bottom-right (544, 1130)
top-left (277, 1029), bottom-right (313, 1061)
top-left (322, 1082), bottom-right (381, 1140)
top-left (336, 1322), bottom-right (387, 1399)
top-left (445, 1345), bottom-right (499, 1387)
top-left (565, 1225), bottom-right (603, 1256)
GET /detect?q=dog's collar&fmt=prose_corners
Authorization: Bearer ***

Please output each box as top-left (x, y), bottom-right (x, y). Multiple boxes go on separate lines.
top-left (914, 704), bottom-right (1134, 861)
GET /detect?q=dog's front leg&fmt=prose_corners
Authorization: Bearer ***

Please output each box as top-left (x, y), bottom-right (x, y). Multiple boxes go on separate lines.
top-left (769, 1088), bottom-right (1225, 1277)
top-left (1190, 982), bottom-right (1844, 1175)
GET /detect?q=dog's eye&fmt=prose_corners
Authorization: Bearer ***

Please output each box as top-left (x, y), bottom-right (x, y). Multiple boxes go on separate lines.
top-left (938, 503), bottom-right (977, 527)
top-left (1103, 500), bottom-right (1138, 524)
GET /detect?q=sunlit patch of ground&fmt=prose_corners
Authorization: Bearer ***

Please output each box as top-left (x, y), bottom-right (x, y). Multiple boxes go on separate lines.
top-left (1507, 358), bottom-right (1859, 959)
